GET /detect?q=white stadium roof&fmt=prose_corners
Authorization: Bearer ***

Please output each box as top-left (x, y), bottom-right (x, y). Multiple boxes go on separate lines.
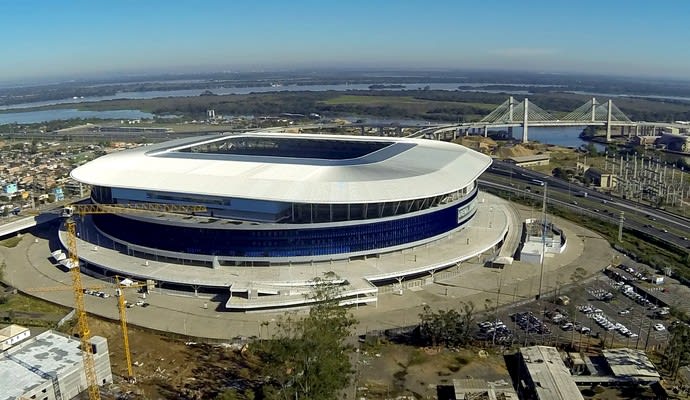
top-left (71, 132), bottom-right (491, 204)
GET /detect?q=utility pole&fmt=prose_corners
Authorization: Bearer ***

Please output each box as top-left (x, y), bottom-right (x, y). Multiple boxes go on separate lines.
top-left (618, 212), bottom-right (624, 242)
top-left (537, 183), bottom-right (548, 301)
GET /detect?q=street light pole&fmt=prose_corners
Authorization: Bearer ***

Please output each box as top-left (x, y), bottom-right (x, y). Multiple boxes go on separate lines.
top-left (537, 183), bottom-right (548, 301)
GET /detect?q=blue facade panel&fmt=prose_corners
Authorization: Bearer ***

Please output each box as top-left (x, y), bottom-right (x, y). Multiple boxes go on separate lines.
top-left (93, 193), bottom-right (476, 259)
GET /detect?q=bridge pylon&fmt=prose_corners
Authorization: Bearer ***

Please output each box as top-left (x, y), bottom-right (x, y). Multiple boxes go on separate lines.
top-left (606, 99), bottom-right (613, 142)
top-left (474, 96), bottom-right (632, 143)
top-left (522, 98), bottom-right (529, 143)
top-left (480, 97), bottom-right (554, 142)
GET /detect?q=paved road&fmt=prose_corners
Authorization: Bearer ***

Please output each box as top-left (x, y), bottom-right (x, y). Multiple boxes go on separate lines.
top-left (482, 162), bottom-right (690, 250)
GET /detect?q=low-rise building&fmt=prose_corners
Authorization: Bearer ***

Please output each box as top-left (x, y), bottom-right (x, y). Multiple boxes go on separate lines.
top-left (631, 135), bottom-right (660, 148)
top-left (452, 378), bottom-right (518, 399)
top-left (519, 346), bottom-right (584, 400)
top-left (506, 153), bottom-right (551, 167)
top-left (53, 187), bottom-right (65, 202)
top-left (0, 324), bottom-right (30, 350)
top-left (0, 330), bottom-right (112, 400)
top-left (657, 132), bottom-right (690, 153)
top-left (601, 348), bottom-right (660, 384)
top-left (2, 183), bottom-right (17, 195)
top-left (584, 167), bottom-right (617, 189)
top-left (519, 219), bottom-right (567, 265)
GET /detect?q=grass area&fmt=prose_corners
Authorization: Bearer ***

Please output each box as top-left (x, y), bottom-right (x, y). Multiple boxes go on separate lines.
top-left (0, 236), bottom-right (22, 248)
top-left (5, 88), bottom-right (690, 125)
top-left (323, 95), bottom-right (421, 106)
top-left (323, 94), bottom-right (496, 109)
top-left (0, 292), bottom-right (69, 314)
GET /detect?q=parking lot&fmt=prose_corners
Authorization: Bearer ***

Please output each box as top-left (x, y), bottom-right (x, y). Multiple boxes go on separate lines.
top-left (82, 288), bottom-right (150, 308)
top-left (476, 271), bottom-right (671, 350)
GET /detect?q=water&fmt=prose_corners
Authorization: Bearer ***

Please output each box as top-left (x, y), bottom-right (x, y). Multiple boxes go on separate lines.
top-left (568, 90), bottom-right (690, 103)
top-left (0, 82), bottom-right (536, 111)
top-left (0, 109), bottom-right (154, 124)
top-left (509, 126), bottom-right (606, 150)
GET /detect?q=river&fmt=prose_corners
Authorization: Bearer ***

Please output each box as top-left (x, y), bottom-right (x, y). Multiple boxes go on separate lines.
top-left (0, 80), bottom-right (607, 150)
top-left (508, 126), bottom-right (606, 150)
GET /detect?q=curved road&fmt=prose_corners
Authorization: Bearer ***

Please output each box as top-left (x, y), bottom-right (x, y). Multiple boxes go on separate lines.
top-left (481, 161), bottom-right (690, 251)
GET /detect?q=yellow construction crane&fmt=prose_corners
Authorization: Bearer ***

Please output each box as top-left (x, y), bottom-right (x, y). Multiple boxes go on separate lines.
top-left (114, 275), bottom-right (147, 382)
top-left (61, 203), bottom-right (206, 399)
top-left (30, 277), bottom-right (148, 383)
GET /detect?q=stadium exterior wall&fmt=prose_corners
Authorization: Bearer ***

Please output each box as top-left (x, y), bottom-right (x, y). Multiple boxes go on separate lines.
top-left (89, 187), bottom-right (479, 263)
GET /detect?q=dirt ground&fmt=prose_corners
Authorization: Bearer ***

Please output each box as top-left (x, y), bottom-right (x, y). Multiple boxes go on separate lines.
top-left (84, 318), bottom-right (208, 399)
top-left (78, 316), bottom-right (515, 400)
top-left (354, 341), bottom-right (511, 400)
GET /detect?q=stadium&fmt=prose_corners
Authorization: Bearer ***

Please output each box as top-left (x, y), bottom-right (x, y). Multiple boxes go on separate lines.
top-left (63, 132), bottom-right (511, 310)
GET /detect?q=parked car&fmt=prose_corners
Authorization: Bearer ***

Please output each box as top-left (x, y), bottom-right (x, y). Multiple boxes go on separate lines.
top-left (654, 323), bottom-right (666, 331)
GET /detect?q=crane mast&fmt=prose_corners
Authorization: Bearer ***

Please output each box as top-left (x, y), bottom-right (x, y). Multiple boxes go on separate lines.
top-left (61, 202), bottom-right (206, 397)
top-left (114, 276), bottom-right (146, 382)
top-left (67, 219), bottom-right (101, 400)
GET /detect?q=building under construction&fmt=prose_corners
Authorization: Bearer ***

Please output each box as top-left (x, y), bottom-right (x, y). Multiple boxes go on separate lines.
top-left (0, 330), bottom-right (112, 400)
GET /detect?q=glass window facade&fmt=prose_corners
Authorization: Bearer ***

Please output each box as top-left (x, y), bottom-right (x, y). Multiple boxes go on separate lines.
top-left (93, 191), bottom-right (477, 259)
top-left (91, 182), bottom-right (477, 224)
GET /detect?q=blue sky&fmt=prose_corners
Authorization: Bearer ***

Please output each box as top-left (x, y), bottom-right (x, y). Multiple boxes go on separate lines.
top-left (2, 0), bottom-right (690, 82)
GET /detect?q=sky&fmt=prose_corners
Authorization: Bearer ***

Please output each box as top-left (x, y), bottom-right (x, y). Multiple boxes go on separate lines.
top-left (2, 0), bottom-right (690, 82)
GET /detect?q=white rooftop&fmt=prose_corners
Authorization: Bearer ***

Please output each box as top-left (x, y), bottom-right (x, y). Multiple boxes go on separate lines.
top-left (0, 324), bottom-right (29, 338)
top-left (71, 132), bottom-right (492, 204)
top-left (0, 331), bottom-right (84, 400)
top-left (521, 346), bottom-right (584, 400)
top-left (602, 348), bottom-right (660, 380)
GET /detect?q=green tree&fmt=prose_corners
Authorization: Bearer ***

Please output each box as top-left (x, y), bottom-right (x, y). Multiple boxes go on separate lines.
top-left (584, 142), bottom-right (599, 157)
top-left (552, 167), bottom-right (573, 181)
top-left (579, 126), bottom-right (597, 139)
top-left (255, 276), bottom-right (356, 400)
top-left (663, 324), bottom-right (690, 378)
top-left (30, 138), bottom-right (39, 154)
top-left (418, 302), bottom-right (475, 347)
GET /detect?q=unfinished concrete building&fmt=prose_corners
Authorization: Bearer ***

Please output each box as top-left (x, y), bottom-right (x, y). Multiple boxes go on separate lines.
top-left (0, 330), bottom-right (112, 400)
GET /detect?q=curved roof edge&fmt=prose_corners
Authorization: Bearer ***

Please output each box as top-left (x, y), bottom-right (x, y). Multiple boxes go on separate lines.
top-left (71, 132), bottom-right (492, 203)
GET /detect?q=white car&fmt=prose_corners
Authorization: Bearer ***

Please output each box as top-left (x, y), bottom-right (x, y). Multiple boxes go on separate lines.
top-left (654, 324), bottom-right (666, 331)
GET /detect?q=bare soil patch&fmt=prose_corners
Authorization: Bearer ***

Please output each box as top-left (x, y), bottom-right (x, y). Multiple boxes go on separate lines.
top-left (356, 342), bottom-right (511, 399)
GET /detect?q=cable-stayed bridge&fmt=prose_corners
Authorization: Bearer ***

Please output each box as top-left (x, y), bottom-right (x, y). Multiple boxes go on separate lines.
top-left (418, 96), bottom-right (682, 143)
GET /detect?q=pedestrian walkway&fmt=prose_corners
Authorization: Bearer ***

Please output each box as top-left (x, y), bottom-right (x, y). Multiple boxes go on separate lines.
top-left (58, 193), bottom-right (515, 310)
top-left (0, 196), bottom-right (614, 340)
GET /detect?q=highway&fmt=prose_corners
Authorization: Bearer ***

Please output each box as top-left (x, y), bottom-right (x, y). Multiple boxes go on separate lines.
top-left (480, 161), bottom-right (690, 251)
